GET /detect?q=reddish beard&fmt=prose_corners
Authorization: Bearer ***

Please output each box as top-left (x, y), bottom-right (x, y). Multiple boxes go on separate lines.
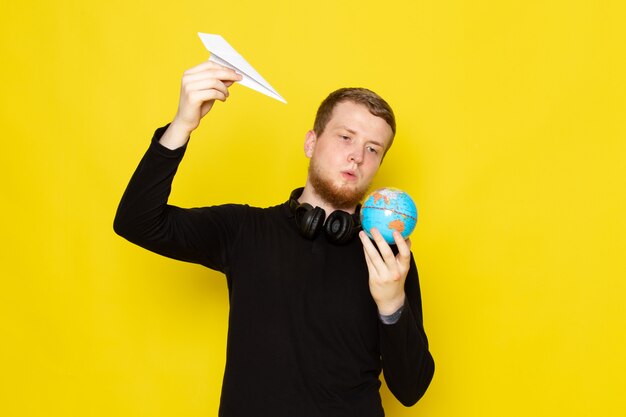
top-left (307, 157), bottom-right (370, 210)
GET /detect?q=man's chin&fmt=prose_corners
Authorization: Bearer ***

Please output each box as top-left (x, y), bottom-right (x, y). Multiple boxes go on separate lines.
top-left (308, 162), bottom-right (369, 210)
top-left (316, 182), bottom-right (368, 210)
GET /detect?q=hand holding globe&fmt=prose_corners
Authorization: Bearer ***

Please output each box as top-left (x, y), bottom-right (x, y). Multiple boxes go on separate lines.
top-left (360, 188), bottom-right (418, 244)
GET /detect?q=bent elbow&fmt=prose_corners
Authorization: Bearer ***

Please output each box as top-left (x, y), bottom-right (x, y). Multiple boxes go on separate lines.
top-left (393, 353), bottom-right (436, 407)
top-left (113, 209), bottom-right (135, 240)
top-left (113, 216), bottom-right (124, 237)
top-left (113, 216), bottom-right (129, 239)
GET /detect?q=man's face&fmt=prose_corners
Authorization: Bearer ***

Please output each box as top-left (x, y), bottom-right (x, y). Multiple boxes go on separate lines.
top-left (305, 101), bottom-right (393, 210)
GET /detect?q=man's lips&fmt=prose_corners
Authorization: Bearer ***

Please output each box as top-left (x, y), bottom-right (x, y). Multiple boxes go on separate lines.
top-left (341, 170), bottom-right (358, 181)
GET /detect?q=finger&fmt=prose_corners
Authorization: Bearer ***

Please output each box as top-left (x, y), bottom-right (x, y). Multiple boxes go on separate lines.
top-left (184, 79), bottom-right (230, 99)
top-left (188, 89), bottom-right (227, 106)
top-left (183, 60), bottom-right (231, 75)
top-left (360, 229), bottom-right (390, 276)
top-left (359, 234), bottom-right (377, 275)
top-left (392, 231), bottom-right (411, 257)
top-left (183, 68), bottom-right (243, 84)
top-left (392, 232), bottom-right (412, 269)
top-left (370, 228), bottom-right (398, 266)
top-left (358, 230), bottom-right (376, 256)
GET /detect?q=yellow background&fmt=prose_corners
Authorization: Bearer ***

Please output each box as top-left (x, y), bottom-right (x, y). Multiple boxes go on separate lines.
top-left (2, 1), bottom-right (625, 416)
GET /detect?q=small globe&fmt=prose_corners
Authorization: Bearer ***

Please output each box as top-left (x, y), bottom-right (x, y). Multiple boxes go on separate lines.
top-left (360, 187), bottom-right (418, 244)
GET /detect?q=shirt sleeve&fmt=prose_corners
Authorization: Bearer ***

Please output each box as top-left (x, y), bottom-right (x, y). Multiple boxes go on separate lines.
top-left (113, 125), bottom-right (247, 273)
top-left (379, 256), bottom-right (435, 406)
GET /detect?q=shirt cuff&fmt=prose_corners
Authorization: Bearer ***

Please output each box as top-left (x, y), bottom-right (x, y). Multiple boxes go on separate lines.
top-left (379, 302), bottom-right (405, 325)
top-left (149, 124), bottom-right (189, 158)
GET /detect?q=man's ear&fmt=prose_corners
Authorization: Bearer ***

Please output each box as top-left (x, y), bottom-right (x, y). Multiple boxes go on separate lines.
top-left (304, 130), bottom-right (317, 158)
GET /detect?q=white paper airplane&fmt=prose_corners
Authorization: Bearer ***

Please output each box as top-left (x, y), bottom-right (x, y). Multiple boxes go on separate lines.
top-left (198, 33), bottom-right (287, 104)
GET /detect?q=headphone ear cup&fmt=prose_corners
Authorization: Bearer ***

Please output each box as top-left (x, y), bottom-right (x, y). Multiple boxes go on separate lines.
top-left (324, 210), bottom-right (356, 244)
top-left (295, 204), bottom-right (326, 239)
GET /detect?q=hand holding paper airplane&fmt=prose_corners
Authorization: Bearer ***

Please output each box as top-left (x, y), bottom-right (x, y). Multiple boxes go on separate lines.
top-left (198, 33), bottom-right (287, 104)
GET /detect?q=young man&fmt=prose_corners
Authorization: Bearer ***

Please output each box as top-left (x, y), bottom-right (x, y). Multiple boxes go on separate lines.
top-left (114, 61), bottom-right (434, 417)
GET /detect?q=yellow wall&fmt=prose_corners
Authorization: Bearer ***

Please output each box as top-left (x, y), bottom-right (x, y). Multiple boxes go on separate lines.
top-left (2, 1), bottom-right (625, 416)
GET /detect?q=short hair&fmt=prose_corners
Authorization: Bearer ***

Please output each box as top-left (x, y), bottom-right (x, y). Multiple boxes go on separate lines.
top-left (313, 88), bottom-right (396, 151)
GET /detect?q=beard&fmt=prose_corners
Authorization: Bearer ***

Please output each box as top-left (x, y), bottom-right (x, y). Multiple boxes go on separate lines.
top-left (307, 157), bottom-right (370, 210)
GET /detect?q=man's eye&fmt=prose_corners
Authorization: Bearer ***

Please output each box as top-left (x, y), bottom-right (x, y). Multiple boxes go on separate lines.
top-left (367, 146), bottom-right (379, 154)
top-left (340, 135), bottom-right (350, 141)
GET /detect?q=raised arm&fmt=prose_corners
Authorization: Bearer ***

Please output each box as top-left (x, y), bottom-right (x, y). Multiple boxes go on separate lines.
top-left (113, 62), bottom-right (244, 269)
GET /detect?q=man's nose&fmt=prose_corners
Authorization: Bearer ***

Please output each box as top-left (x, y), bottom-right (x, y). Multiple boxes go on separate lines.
top-left (349, 146), bottom-right (364, 164)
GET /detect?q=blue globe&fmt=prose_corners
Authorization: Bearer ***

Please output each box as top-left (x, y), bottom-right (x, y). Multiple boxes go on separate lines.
top-left (360, 188), bottom-right (418, 244)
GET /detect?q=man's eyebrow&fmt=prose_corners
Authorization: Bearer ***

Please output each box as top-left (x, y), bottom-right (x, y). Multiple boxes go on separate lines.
top-left (337, 125), bottom-right (357, 135)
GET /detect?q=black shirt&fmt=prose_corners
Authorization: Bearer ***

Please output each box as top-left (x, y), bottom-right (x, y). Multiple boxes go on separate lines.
top-left (114, 126), bottom-right (435, 416)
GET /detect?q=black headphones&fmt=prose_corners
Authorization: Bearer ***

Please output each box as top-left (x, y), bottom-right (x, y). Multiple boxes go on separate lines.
top-left (288, 188), bottom-right (361, 244)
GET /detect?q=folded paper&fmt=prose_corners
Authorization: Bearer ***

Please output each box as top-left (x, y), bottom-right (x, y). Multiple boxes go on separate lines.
top-left (198, 33), bottom-right (287, 104)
